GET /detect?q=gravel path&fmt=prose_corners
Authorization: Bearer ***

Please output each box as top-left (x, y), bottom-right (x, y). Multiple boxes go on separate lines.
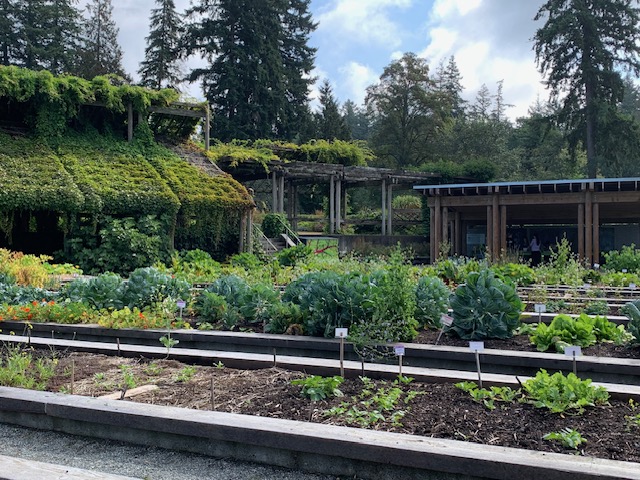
top-left (0, 423), bottom-right (347, 480)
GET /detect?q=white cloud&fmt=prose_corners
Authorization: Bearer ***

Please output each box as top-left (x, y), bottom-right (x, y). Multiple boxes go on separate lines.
top-left (316, 0), bottom-right (413, 48)
top-left (431, 0), bottom-right (481, 19)
top-left (338, 62), bottom-right (379, 104)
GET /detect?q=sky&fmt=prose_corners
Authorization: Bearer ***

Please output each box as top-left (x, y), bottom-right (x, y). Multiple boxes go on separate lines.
top-left (82, 0), bottom-right (549, 121)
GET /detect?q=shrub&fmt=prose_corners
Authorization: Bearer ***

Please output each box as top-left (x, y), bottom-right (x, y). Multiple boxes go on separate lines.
top-left (603, 244), bottom-right (640, 273)
top-left (447, 269), bottom-right (523, 340)
top-left (276, 243), bottom-right (312, 266)
top-left (63, 272), bottom-right (125, 310)
top-left (122, 267), bottom-right (191, 308)
top-left (261, 213), bottom-right (290, 238)
top-left (621, 299), bottom-right (640, 344)
top-left (229, 252), bottom-right (262, 270)
top-left (414, 276), bottom-right (449, 329)
top-left (264, 302), bottom-right (303, 334)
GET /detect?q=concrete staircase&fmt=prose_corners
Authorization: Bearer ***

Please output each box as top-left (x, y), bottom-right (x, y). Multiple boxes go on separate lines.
top-left (259, 236), bottom-right (287, 256)
top-left (170, 144), bottom-right (224, 177)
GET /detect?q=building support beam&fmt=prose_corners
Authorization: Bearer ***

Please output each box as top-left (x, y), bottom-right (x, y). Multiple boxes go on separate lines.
top-left (500, 205), bottom-right (507, 258)
top-left (585, 189), bottom-right (593, 265)
top-left (486, 205), bottom-right (493, 259)
top-left (454, 211), bottom-right (462, 255)
top-left (330, 175), bottom-right (336, 234)
top-left (492, 194), bottom-right (500, 259)
top-left (381, 179), bottom-right (387, 235)
top-left (434, 195), bottom-right (442, 260)
top-left (593, 202), bottom-right (600, 265)
top-left (272, 172), bottom-right (278, 214)
top-left (429, 207), bottom-right (436, 262)
top-left (387, 182), bottom-right (393, 235)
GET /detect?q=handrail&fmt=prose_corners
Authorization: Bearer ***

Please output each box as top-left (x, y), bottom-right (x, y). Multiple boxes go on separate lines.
top-left (275, 216), bottom-right (301, 245)
top-left (253, 224), bottom-right (278, 253)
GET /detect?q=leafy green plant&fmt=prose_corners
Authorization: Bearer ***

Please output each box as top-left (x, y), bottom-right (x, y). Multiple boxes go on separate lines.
top-left (447, 269), bottom-right (523, 340)
top-left (536, 237), bottom-right (585, 286)
top-left (175, 366), bottom-right (197, 383)
top-left (543, 428), bottom-right (587, 449)
top-left (63, 272), bottom-right (125, 309)
top-left (530, 313), bottom-right (630, 352)
top-left (455, 381), bottom-right (520, 410)
top-left (261, 213), bottom-right (290, 238)
top-left (492, 263), bottom-right (536, 286)
top-left (196, 291), bottom-right (228, 322)
top-left (522, 369), bottom-right (609, 414)
top-left (276, 243), bottom-right (313, 267)
top-left (603, 244), bottom-right (640, 273)
top-left (621, 299), bottom-right (640, 344)
top-left (123, 267), bottom-right (191, 309)
top-left (0, 300), bottom-right (96, 324)
top-left (118, 365), bottom-right (137, 391)
top-left (414, 275), bottom-right (450, 329)
top-left (584, 300), bottom-right (609, 316)
top-left (0, 344), bottom-right (56, 390)
top-left (264, 301), bottom-right (303, 334)
top-left (291, 375), bottom-right (344, 401)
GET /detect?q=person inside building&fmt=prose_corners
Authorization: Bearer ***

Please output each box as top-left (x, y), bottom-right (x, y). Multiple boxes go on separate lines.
top-left (529, 234), bottom-right (542, 266)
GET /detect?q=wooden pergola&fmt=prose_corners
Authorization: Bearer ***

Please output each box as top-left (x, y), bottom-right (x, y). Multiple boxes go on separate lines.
top-left (415, 178), bottom-right (640, 264)
top-left (219, 159), bottom-right (469, 234)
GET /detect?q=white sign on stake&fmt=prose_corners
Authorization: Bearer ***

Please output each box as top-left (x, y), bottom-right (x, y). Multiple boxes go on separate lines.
top-left (534, 303), bottom-right (547, 313)
top-left (593, 263), bottom-right (600, 270)
top-left (623, 269), bottom-right (628, 273)
top-left (176, 300), bottom-right (186, 309)
top-left (469, 341), bottom-right (485, 352)
top-left (335, 328), bottom-right (348, 338)
top-left (564, 346), bottom-right (582, 357)
top-left (630, 283), bottom-right (637, 291)
top-left (394, 345), bottom-right (405, 356)
top-left (440, 314), bottom-right (454, 326)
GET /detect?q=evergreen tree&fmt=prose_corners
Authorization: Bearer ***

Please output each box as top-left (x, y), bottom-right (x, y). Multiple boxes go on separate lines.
top-left (15, 0), bottom-right (49, 70)
top-left (138, 0), bottom-right (183, 90)
top-left (314, 79), bottom-right (350, 140)
top-left (435, 56), bottom-right (466, 118)
top-left (78, 0), bottom-right (128, 79)
top-left (534, 0), bottom-right (640, 177)
top-left (342, 99), bottom-right (371, 140)
top-left (43, 0), bottom-right (83, 74)
top-left (469, 84), bottom-right (492, 122)
top-left (0, 0), bottom-right (17, 65)
top-left (491, 80), bottom-right (513, 122)
top-left (185, 0), bottom-right (316, 141)
top-left (366, 52), bottom-right (447, 168)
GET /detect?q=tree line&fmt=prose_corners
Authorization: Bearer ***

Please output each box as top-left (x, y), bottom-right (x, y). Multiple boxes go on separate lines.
top-left (2, 0), bottom-right (640, 180)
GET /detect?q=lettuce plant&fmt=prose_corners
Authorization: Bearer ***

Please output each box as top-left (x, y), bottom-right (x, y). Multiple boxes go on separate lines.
top-left (447, 269), bottom-right (523, 340)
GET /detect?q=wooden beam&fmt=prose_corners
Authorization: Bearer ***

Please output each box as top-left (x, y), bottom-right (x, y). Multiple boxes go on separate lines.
top-left (585, 190), bottom-right (593, 265)
top-left (330, 175), bottom-right (336, 234)
top-left (387, 182), bottom-right (393, 235)
top-left (492, 195), bottom-right (500, 259)
top-left (442, 207), bottom-right (449, 247)
top-left (593, 202), bottom-right (600, 265)
top-left (430, 207), bottom-right (436, 263)
top-left (336, 178), bottom-right (342, 232)
top-left (434, 195), bottom-right (442, 260)
top-left (147, 106), bottom-right (207, 118)
top-left (205, 105), bottom-right (211, 151)
top-left (381, 179), bottom-right (387, 235)
top-left (578, 203), bottom-right (585, 259)
top-left (454, 211), bottom-right (462, 255)
top-left (486, 205), bottom-right (493, 259)
top-left (272, 172), bottom-right (278, 214)
top-left (500, 205), bottom-right (507, 257)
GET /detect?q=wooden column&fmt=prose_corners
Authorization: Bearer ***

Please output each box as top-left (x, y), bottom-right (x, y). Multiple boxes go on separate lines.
top-left (492, 194), bottom-right (500, 259)
top-left (239, 212), bottom-right (246, 252)
top-left (578, 204), bottom-right (585, 259)
top-left (247, 208), bottom-right (254, 253)
top-left (272, 172), bottom-right (278, 213)
top-left (335, 178), bottom-right (342, 232)
top-left (381, 179), bottom-right (387, 235)
top-left (585, 189), bottom-right (593, 264)
top-left (330, 176), bottom-right (335, 234)
top-left (292, 185), bottom-right (299, 231)
top-left (278, 175), bottom-right (285, 214)
top-left (593, 202), bottom-right (600, 265)
top-left (434, 195), bottom-right (442, 260)
top-left (429, 206), bottom-right (436, 262)
top-left (387, 183), bottom-right (393, 235)
top-left (500, 205), bottom-right (507, 256)
top-left (454, 211), bottom-right (462, 255)
top-left (442, 207), bottom-right (449, 247)
top-left (204, 106), bottom-right (211, 151)
top-left (486, 205), bottom-right (493, 259)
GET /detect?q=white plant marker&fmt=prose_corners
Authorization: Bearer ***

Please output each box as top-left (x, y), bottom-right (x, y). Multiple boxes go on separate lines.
top-left (176, 299), bottom-right (186, 321)
top-left (469, 341), bottom-right (485, 388)
top-left (394, 345), bottom-right (405, 377)
top-left (335, 328), bottom-right (348, 377)
top-left (436, 314), bottom-right (454, 345)
top-left (534, 303), bottom-right (546, 323)
top-left (564, 345), bottom-right (582, 376)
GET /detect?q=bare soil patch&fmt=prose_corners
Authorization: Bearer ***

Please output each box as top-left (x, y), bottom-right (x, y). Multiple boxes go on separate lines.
top-left (41, 352), bottom-right (640, 464)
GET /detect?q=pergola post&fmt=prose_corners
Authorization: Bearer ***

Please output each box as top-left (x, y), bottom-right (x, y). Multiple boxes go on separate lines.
top-left (386, 182), bottom-right (393, 235)
top-left (442, 207), bottom-right (449, 247)
top-left (585, 189), bottom-right (593, 265)
top-left (247, 208), bottom-right (254, 253)
top-left (330, 175), bottom-right (336, 234)
top-left (204, 105), bottom-right (211, 151)
top-left (239, 212), bottom-right (246, 252)
top-left (492, 194), bottom-right (500, 259)
top-left (454, 211), bottom-right (462, 255)
top-left (578, 204), bottom-right (585, 259)
top-left (429, 206), bottom-right (436, 262)
top-left (593, 202), bottom-right (600, 265)
top-left (434, 195), bottom-right (442, 260)
top-left (486, 205), bottom-right (493, 259)
top-left (335, 177), bottom-right (342, 232)
top-left (500, 205), bottom-right (507, 256)
top-left (278, 175), bottom-right (285, 214)
top-left (272, 172), bottom-right (278, 213)
top-left (381, 179), bottom-right (387, 235)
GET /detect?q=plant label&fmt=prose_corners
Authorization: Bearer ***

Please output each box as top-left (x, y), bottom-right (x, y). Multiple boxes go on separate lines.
top-left (564, 346), bottom-right (582, 357)
top-left (593, 263), bottom-right (600, 269)
top-left (469, 341), bottom-right (484, 352)
top-left (534, 303), bottom-right (546, 313)
top-left (623, 269), bottom-right (628, 273)
top-left (630, 283), bottom-right (637, 290)
top-left (583, 283), bottom-right (591, 290)
top-left (335, 328), bottom-right (348, 338)
top-left (176, 300), bottom-right (186, 309)
top-left (394, 345), bottom-right (405, 356)
top-left (440, 314), bottom-right (454, 326)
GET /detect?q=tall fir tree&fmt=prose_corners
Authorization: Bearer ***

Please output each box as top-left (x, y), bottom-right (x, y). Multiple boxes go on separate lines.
top-left (15, 0), bottom-right (49, 70)
top-left (534, 0), bottom-right (640, 177)
top-left (0, 0), bottom-right (17, 65)
top-left (78, 0), bottom-right (128, 79)
top-left (185, 0), bottom-right (316, 141)
top-left (138, 0), bottom-right (183, 90)
top-left (469, 84), bottom-right (492, 122)
top-left (342, 100), bottom-right (371, 140)
top-left (43, 0), bottom-right (83, 74)
top-left (435, 56), bottom-right (466, 118)
top-left (314, 79), bottom-right (350, 140)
